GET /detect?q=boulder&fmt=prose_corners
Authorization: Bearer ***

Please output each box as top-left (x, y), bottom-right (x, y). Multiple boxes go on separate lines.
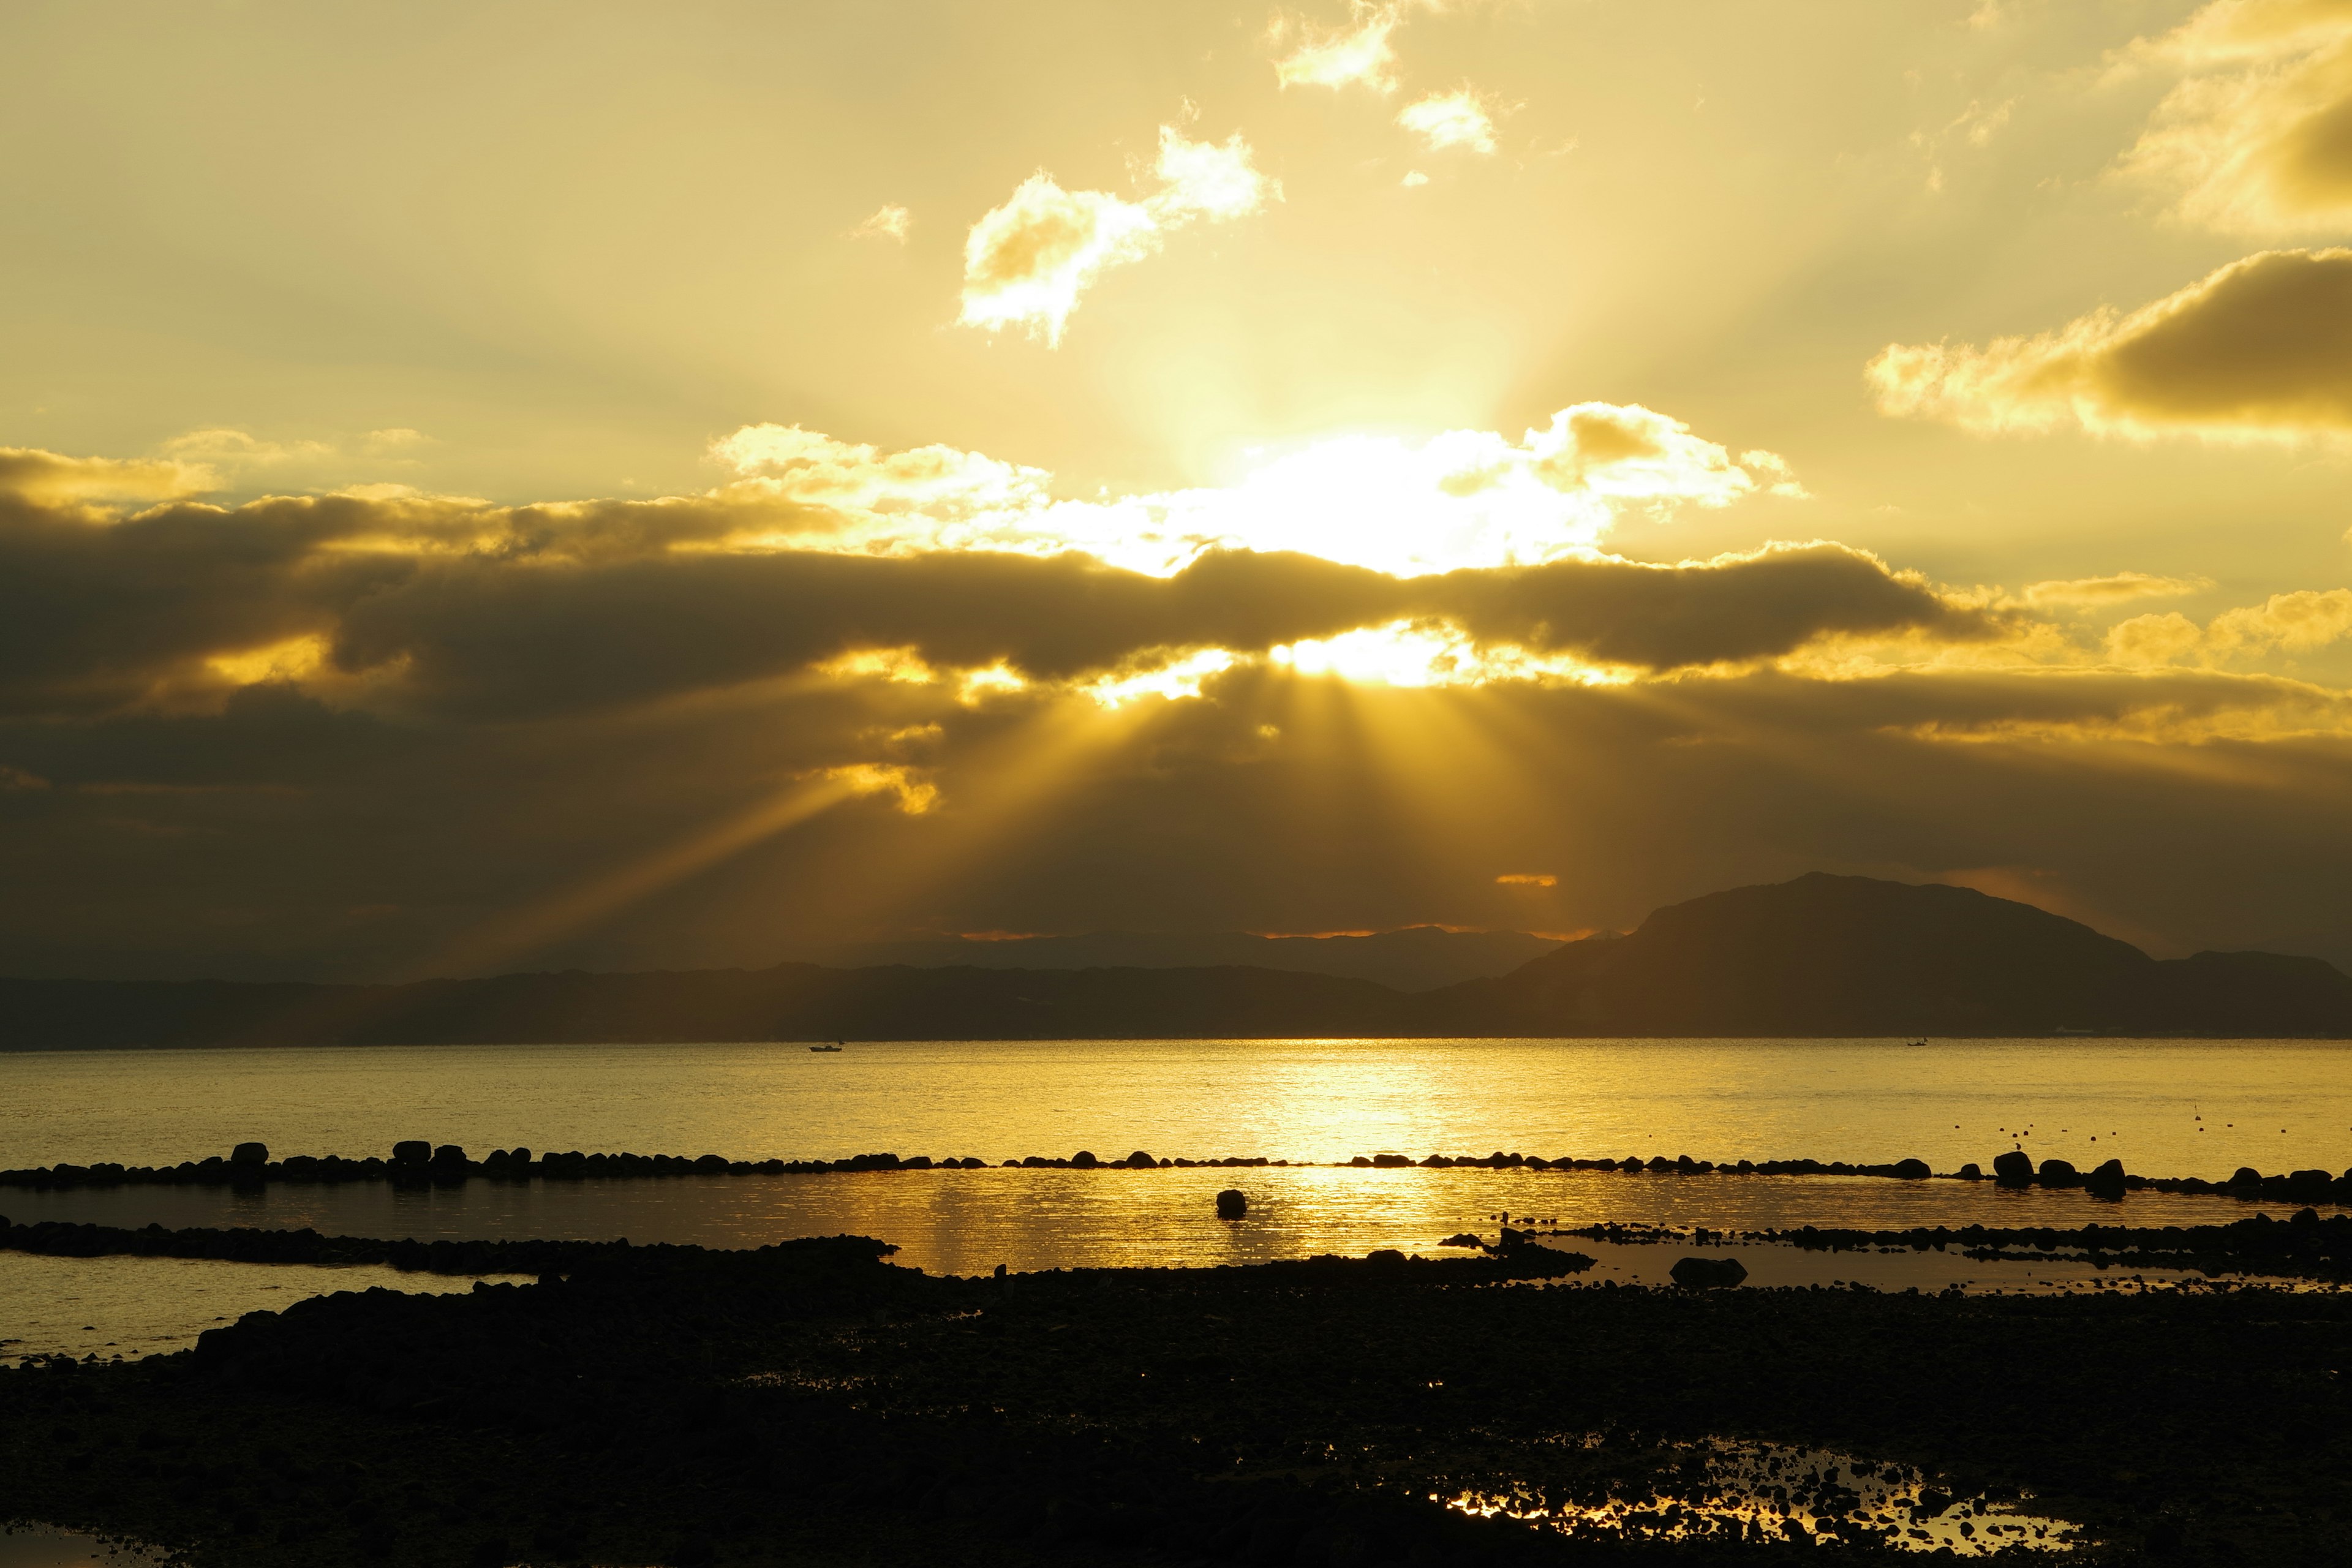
top-left (1125, 1150), bottom-right (1156, 1169)
top-left (2037, 1158), bottom-right (2081, 1188)
top-left (2228, 1167), bottom-right (2265, 1188)
top-left (1891, 1158), bottom-right (1931, 1180)
top-left (1070, 1150), bottom-right (1099, 1170)
top-left (1670, 1255), bottom-right (1749, 1289)
top-left (229, 1142), bottom-right (268, 1166)
top-left (1215, 1188), bottom-right (1247, 1219)
top-left (2286, 1169), bottom-right (2334, 1203)
top-left (1992, 1150), bottom-right (2035, 1188)
top-left (431, 1144), bottom-right (467, 1168)
top-left (391, 1140), bottom-right (431, 1166)
top-left (1957, 1163), bottom-right (1983, 1181)
top-left (1438, 1233), bottom-right (1482, 1248)
top-left (2085, 1158), bottom-right (2127, 1200)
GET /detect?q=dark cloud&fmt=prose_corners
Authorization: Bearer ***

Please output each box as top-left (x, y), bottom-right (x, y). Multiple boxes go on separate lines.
top-left (5, 456), bottom-right (2346, 986)
top-left (0, 478), bottom-right (1986, 720)
top-left (7, 658), bottom-right (2352, 983)
top-left (1870, 247), bottom-right (2352, 438)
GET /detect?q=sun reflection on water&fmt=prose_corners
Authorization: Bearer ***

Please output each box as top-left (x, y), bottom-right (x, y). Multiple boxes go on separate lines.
top-left (1446, 1436), bottom-right (2084, 1555)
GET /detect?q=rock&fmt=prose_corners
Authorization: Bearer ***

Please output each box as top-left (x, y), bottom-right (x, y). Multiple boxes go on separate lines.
top-left (391, 1140), bottom-right (431, 1166)
top-left (431, 1144), bottom-right (467, 1168)
top-left (2037, 1158), bottom-right (2080, 1188)
top-left (2228, 1166), bottom-right (2264, 1188)
top-left (1892, 1158), bottom-right (1930, 1180)
top-left (2086, 1159), bottom-right (2127, 1200)
top-left (1438, 1233), bottom-right (1482, 1248)
top-left (2286, 1169), bottom-right (2334, 1202)
top-left (230, 1142), bottom-right (268, 1166)
top-left (1071, 1150), bottom-right (1099, 1169)
top-left (1125, 1150), bottom-right (1155, 1168)
top-left (1957, 1163), bottom-right (1983, 1181)
top-left (1215, 1189), bottom-right (1247, 1219)
top-left (1992, 1150), bottom-right (2035, 1187)
top-left (1670, 1255), bottom-right (1749, 1289)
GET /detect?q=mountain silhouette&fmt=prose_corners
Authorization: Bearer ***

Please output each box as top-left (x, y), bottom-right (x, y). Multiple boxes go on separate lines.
top-left (4, 873), bottom-right (2347, 1045)
top-left (1420, 872), bottom-right (2352, 1036)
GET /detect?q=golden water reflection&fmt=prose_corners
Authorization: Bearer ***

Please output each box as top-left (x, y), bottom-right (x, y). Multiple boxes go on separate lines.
top-left (6, 1038), bottom-right (2346, 1185)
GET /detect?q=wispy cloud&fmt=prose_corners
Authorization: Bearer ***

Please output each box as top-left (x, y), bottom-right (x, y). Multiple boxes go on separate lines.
top-left (851, 203), bottom-right (912, 242)
top-left (1398, 88), bottom-right (1500, 154)
top-left (958, 124), bottom-right (1278, 345)
top-left (2115, 0), bottom-right (2352, 233)
top-left (1272, 4), bottom-right (1403, 94)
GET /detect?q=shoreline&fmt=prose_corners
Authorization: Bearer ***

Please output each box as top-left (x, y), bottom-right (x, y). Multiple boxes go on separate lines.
top-left (6, 1231), bottom-right (2349, 1565)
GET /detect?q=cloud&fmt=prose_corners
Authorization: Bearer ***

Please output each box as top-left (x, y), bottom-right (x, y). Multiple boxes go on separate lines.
top-left (160, 428), bottom-right (338, 469)
top-left (818, 762), bottom-right (938, 814)
top-left (0, 447), bottom-right (1969, 724)
top-left (1273, 5), bottom-right (1402, 93)
top-left (851, 204), bottom-right (913, 242)
top-left (959, 124), bottom-right (1278, 345)
top-left (1398, 89), bottom-right (1499, 154)
top-left (21, 430), bottom-right (2352, 985)
top-left (2117, 0), bottom-right (2352, 233)
top-left (1867, 248), bottom-right (2352, 440)
top-left (2018, 573), bottom-right (2212, 608)
top-left (2109, 587), bottom-right (2352, 666)
top-left (710, 407), bottom-right (1793, 578)
top-left (0, 447), bottom-right (215, 505)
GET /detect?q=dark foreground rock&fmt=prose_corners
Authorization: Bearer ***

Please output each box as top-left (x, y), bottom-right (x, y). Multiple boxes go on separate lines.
top-left (1668, 1256), bottom-right (1749, 1289)
top-left (2, 1235), bottom-right (2347, 1566)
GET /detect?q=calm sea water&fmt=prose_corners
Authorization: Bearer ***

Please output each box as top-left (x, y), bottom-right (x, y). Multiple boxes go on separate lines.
top-left (6, 1037), bottom-right (2346, 1177)
top-left (4, 1038), bottom-right (2345, 1276)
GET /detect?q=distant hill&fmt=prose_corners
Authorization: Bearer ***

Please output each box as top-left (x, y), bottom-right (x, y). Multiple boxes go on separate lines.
top-left (1415, 873), bottom-right (2352, 1037)
top-left (3, 874), bottom-right (2346, 1045)
top-left (796, 927), bottom-right (1563, 992)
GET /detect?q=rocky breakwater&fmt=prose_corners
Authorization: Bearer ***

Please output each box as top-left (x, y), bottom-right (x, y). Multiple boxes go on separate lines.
top-left (9, 1139), bottom-right (2348, 1208)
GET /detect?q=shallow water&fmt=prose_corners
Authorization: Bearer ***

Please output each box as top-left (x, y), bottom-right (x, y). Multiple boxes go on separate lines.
top-left (8, 1166), bottom-right (2332, 1278)
top-left (0, 1528), bottom-right (159, 1568)
top-left (1449, 1435), bottom-right (2084, 1555)
top-left (5, 1037), bottom-right (2349, 1182)
top-left (0, 1251), bottom-right (529, 1365)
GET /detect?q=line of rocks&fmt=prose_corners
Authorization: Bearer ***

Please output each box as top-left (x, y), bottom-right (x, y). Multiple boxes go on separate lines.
top-left (1752, 1209), bottom-right (2352, 1281)
top-left (4, 1139), bottom-right (2347, 1203)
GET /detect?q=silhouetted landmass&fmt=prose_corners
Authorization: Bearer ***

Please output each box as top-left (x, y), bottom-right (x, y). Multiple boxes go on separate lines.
top-left (795, 926), bottom-right (1564, 990)
top-left (4, 873), bottom-right (2348, 1045)
top-left (4, 1231), bottom-right (2350, 1565)
top-left (1427, 873), bottom-right (2352, 1037)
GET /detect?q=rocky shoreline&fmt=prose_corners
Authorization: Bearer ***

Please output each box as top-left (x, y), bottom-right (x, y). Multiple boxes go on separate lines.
top-left (4, 1230), bottom-right (2349, 1565)
top-left (7, 1140), bottom-right (2349, 1204)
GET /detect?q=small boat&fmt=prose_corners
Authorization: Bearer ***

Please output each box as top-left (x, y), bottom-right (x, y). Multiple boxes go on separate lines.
top-left (809, 1042), bottom-right (845, 1053)
top-left (1905, 1039), bottom-right (1928, 1048)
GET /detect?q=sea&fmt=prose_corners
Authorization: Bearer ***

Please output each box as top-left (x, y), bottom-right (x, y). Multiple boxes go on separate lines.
top-left (4, 1036), bottom-right (2345, 1277)
top-left (4, 1037), bottom-right (2348, 1562)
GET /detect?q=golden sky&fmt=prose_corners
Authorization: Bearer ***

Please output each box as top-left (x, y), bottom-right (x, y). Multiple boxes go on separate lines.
top-left (9, 0), bottom-right (2352, 979)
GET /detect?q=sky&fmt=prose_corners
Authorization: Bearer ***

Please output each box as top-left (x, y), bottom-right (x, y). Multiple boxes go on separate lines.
top-left (9, 0), bottom-right (2352, 981)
